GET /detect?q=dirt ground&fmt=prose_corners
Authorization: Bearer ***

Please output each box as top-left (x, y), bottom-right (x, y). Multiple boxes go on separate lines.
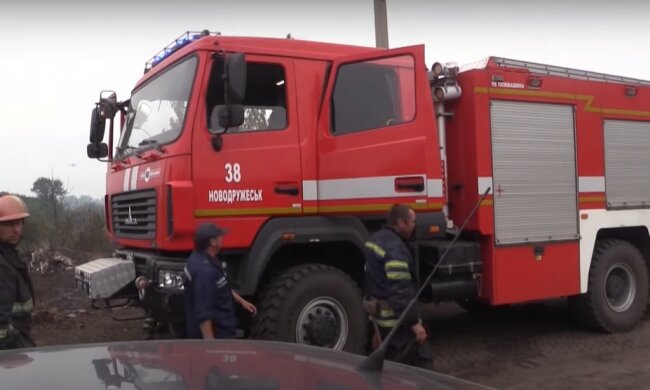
top-left (424, 302), bottom-right (650, 390)
top-left (31, 267), bottom-right (142, 346)
top-left (29, 266), bottom-right (650, 389)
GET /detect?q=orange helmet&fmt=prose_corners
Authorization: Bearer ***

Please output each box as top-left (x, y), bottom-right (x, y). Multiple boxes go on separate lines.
top-left (0, 195), bottom-right (30, 222)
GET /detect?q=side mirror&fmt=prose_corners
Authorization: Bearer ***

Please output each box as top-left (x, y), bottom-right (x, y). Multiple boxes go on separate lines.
top-left (225, 53), bottom-right (246, 104)
top-left (210, 105), bottom-right (244, 133)
top-left (89, 106), bottom-right (106, 144)
top-left (87, 143), bottom-right (109, 159)
top-left (209, 105), bottom-right (244, 152)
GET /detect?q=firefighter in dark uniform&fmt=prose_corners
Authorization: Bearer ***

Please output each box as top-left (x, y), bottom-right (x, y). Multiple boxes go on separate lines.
top-left (183, 223), bottom-right (256, 339)
top-left (363, 204), bottom-right (427, 364)
top-left (0, 194), bottom-right (35, 350)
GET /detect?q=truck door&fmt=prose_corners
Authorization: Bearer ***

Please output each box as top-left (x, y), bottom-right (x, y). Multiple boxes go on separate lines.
top-left (193, 55), bottom-right (302, 245)
top-left (313, 46), bottom-right (442, 214)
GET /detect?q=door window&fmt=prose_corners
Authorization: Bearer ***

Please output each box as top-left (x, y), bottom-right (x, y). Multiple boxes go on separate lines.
top-left (207, 61), bottom-right (287, 133)
top-left (331, 55), bottom-right (415, 135)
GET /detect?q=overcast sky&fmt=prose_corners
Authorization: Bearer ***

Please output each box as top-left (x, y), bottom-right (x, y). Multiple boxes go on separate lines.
top-left (2, 0), bottom-right (650, 199)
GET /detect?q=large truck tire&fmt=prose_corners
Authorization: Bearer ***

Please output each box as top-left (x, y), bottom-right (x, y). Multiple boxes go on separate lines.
top-left (569, 239), bottom-right (649, 333)
top-left (251, 264), bottom-right (367, 354)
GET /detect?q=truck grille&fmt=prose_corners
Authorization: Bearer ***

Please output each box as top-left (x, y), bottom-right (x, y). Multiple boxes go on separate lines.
top-left (112, 189), bottom-right (157, 239)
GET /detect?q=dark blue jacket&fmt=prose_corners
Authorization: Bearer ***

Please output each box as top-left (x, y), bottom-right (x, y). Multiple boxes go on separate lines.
top-left (183, 251), bottom-right (237, 339)
top-left (364, 227), bottom-right (419, 328)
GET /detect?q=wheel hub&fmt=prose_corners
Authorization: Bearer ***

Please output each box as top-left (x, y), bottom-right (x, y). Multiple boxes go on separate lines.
top-left (305, 313), bottom-right (338, 346)
top-left (604, 263), bottom-right (636, 313)
top-left (296, 297), bottom-right (348, 350)
top-left (606, 274), bottom-right (625, 297)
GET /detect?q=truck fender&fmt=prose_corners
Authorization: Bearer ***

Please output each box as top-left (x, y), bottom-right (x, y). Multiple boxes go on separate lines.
top-left (237, 216), bottom-right (369, 295)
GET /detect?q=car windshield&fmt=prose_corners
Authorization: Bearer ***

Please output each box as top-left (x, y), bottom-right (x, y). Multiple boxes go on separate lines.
top-left (116, 56), bottom-right (197, 158)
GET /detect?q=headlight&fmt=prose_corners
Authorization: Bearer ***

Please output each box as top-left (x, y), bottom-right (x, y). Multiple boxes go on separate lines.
top-left (158, 270), bottom-right (185, 290)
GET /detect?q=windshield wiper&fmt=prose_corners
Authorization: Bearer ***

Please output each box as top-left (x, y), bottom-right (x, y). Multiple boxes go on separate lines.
top-left (118, 145), bottom-right (139, 153)
top-left (138, 139), bottom-right (166, 153)
top-left (114, 145), bottom-right (140, 161)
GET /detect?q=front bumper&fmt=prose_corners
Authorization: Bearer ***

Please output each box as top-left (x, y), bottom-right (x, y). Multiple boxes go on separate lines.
top-left (116, 249), bottom-right (188, 323)
top-left (75, 250), bottom-right (188, 323)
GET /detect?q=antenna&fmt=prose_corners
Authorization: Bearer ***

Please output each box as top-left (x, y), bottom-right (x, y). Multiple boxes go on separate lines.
top-left (358, 187), bottom-right (492, 372)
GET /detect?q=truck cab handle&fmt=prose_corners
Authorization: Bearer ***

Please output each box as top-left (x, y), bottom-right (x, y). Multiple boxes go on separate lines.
top-left (274, 184), bottom-right (299, 196)
top-left (395, 176), bottom-right (425, 192)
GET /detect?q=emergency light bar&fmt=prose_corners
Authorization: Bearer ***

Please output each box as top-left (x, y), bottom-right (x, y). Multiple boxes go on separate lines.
top-left (144, 30), bottom-right (218, 73)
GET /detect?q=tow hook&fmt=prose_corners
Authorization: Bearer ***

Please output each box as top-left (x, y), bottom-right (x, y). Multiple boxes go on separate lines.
top-left (135, 276), bottom-right (150, 299)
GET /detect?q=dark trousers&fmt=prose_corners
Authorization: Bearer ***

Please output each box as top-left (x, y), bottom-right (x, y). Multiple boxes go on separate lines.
top-left (1, 326), bottom-right (35, 350)
top-left (379, 325), bottom-right (432, 369)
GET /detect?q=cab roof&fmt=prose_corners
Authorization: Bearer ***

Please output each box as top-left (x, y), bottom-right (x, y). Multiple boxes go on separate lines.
top-left (137, 32), bottom-right (382, 87)
top-left (198, 35), bottom-right (381, 60)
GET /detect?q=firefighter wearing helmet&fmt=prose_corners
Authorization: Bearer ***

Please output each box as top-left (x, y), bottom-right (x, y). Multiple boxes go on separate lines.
top-left (0, 194), bottom-right (35, 350)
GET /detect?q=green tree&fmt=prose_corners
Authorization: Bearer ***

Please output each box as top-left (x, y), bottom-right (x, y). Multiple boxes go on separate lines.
top-left (15, 196), bottom-right (46, 254)
top-left (31, 177), bottom-right (67, 202)
top-left (16, 181), bottom-right (112, 261)
top-left (31, 177), bottom-right (68, 249)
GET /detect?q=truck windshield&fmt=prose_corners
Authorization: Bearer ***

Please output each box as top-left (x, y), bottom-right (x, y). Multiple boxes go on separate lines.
top-left (117, 56), bottom-right (197, 158)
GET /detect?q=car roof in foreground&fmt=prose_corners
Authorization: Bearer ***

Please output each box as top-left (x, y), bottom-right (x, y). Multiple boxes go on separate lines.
top-left (0, 339), bottom-right (493, 390)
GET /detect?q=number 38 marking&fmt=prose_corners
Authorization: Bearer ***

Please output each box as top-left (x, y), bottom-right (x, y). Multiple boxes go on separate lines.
top-left (225, 163), bottom-right (242, 183)
top-left (222, 354), bottom-right (237, 363)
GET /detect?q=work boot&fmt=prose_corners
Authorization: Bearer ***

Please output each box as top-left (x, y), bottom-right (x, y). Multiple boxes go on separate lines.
top-left (142, 317), bottom-right (156, 340)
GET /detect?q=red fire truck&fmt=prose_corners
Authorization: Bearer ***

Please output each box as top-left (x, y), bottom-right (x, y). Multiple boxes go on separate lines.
top-left (78, 30), bottom-right (650, 353)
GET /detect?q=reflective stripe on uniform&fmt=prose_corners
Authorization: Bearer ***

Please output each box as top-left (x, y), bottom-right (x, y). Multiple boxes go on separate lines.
top-left (376, 318), bottom-right (398, 328)
top-left (365, 241), bottom-right (386, 258)
top-left (0, 328), bottom-right (6, 339)
top-left (12, 298), bottom-right (33, 314)
top-left (384, 260), bottom-right (409, 271)
top-left (385, 259), bottom-right (411, 280)
top-left (378, 305), bottom-right (397, 329)
top-left (386, 271), bottom-right (411, 280)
